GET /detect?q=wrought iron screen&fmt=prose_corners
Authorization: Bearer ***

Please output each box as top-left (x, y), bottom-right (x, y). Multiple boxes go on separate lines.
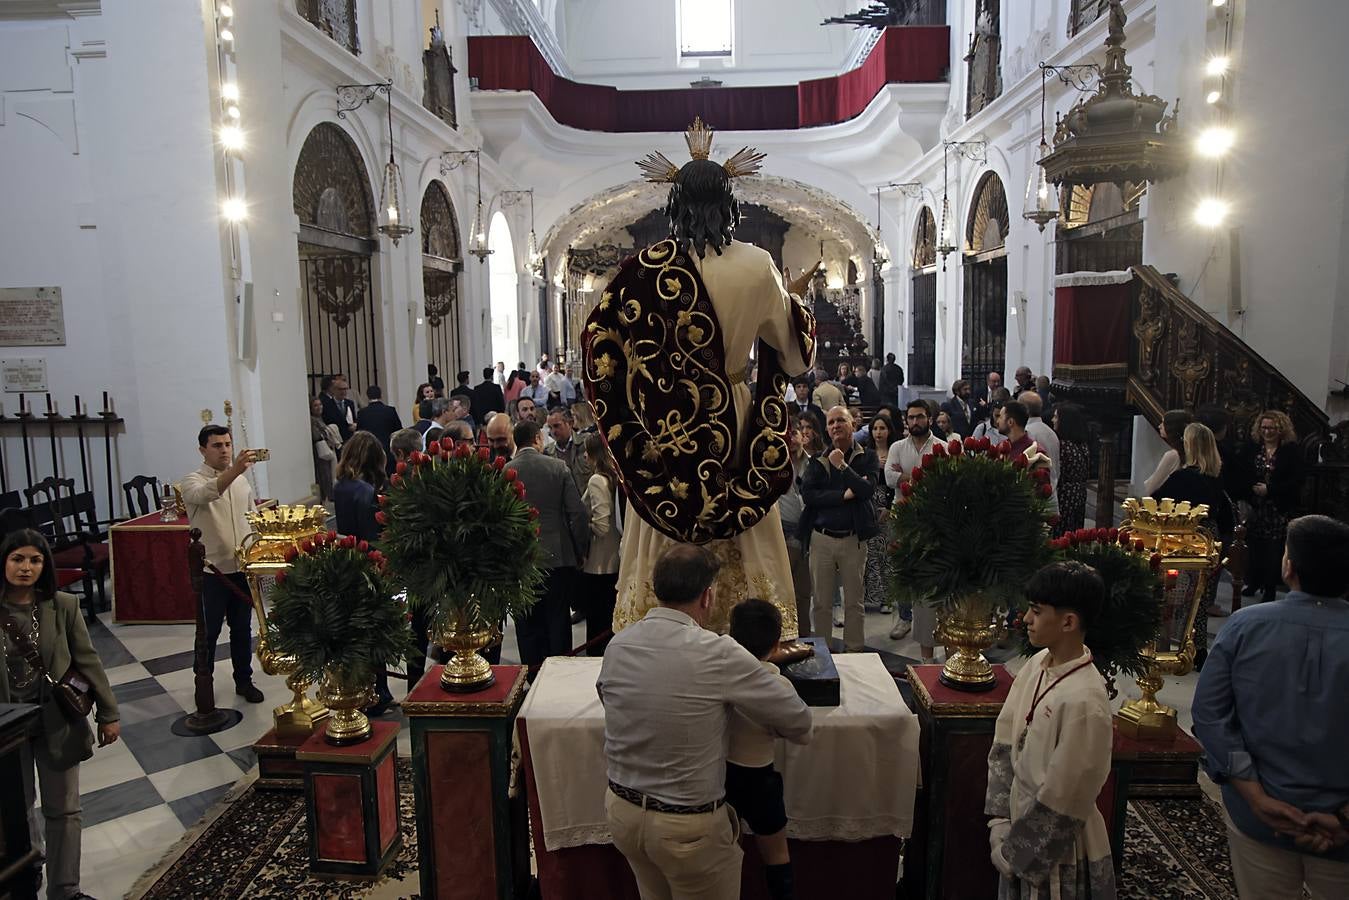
top-left (421, 182), bottom-right (462, 380)
top-left (295, 0), bottom-right (359, 55)
top-left (300, 253), bottom-right (381, 398)
top-left (910, 272), bottom-right (937, 387)
top-left (961, 256), bottom-right (1007, 386)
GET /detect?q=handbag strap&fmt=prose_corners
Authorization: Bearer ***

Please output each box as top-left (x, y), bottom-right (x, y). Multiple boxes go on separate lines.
top-left (1, 610), bottom-right (52, 682)
top-left (203, 564), bottom-right (257, 606)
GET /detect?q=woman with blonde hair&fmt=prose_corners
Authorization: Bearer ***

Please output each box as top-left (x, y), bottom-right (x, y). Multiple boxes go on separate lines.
top-left (1244, 410), bottom-right (1304, 603)
top-left (580, 434), bottom-right (622, 655)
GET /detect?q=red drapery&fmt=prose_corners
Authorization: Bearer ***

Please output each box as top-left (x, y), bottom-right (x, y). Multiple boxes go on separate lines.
top-left (1053, 282), bottom-right (1131, 367)
top-left (468, 27), bottom-right (950, 133)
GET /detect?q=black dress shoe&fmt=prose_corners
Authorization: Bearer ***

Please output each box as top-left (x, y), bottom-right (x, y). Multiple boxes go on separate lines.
top-left (235, 683), bottom-right (265, 703)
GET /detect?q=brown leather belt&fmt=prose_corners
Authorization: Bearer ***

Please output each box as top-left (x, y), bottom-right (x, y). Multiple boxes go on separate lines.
top-left (608, 781), bottom-right (725, 815)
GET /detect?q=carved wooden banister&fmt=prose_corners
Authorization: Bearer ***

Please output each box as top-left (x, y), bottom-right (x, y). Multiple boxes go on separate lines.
top-left (1127, 264), bottom-right (1329, 451)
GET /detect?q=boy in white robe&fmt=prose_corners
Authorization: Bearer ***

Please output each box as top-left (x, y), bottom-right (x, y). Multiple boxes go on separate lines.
top-left (986, 561), bottom-right (1118, 900)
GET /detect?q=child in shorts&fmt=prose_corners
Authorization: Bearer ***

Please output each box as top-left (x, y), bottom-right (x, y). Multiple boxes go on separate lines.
top-left (727, 598), bottom-right (795, 900)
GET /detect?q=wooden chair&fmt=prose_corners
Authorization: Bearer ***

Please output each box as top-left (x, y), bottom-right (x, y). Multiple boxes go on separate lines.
top-left (23, 478), bottom-right (110, 615)
top-left (121, 475), bottom-right (163, 519)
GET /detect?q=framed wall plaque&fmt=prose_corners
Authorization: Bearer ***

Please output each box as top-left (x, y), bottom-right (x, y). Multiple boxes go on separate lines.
top-left (0, 358), bottom-right (48, 393)
top-left (0, 287), bottom-right (66, 346)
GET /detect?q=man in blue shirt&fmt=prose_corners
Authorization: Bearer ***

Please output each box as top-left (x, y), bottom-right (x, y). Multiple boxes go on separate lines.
top-left (1193, 514), bottom-right (1349, 898)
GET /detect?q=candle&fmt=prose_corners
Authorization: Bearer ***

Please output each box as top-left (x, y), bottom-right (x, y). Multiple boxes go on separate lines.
top-left (1165, 569), bottom-right (1179, 587)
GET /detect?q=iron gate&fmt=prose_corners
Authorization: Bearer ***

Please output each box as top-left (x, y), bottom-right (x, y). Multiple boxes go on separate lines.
top-left (961, 256), bottom-right (1007, 387)
top-left (909, 271), bottom-right (937, 387)
top-left (300, 252), bottom-right (382, 396)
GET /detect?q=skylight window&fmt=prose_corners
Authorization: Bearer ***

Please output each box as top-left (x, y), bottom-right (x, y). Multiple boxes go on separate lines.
top-left (679, 0), bottom-right (734, 58)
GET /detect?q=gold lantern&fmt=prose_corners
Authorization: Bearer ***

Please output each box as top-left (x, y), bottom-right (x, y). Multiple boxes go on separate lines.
top-left (238, 505), bottom-right (332, 737)
top-left (1114, 498), bottom-right (1221, 739)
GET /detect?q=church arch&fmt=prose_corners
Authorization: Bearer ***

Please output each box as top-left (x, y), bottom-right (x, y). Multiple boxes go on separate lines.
top-left (961, 172), bottom-right (1009, 386)
top-left (421, 179), bottom-right (462, 381)
top-left (292, 122), bottom-right (383, 398)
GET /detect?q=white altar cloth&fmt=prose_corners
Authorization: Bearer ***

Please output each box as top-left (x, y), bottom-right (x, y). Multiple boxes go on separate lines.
top-left (518, 654), bottom-right (919, 851)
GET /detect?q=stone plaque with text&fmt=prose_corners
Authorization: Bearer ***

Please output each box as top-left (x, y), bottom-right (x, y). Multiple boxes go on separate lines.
top-left (0, 287), bottom-right (66, 346)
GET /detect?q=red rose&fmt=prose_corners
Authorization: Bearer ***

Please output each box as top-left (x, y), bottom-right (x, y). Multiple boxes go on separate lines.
top-left (964, 437), bottom-right (978, 452)
top-left (504, 469), bottom-right (518, 482)
top-left (899, 481), bottom-right (914, 497)
top-left (375, 511), bottom-right (387, 525)
top-left (911, 467), bottom-right (924, 483)
top-left (977, 436), bottom-right (992, 452)
top-left (410, 451), bottom-right (423, 465)
top-left (439, 451), bottom-right (450, 462)
top-left (275, 571), bottom-right (286, 585)
top-left (326, 530), bottom-right (338, 542)
top-left (300, 539), bottom-right (314, 554)
top-left (377, 494), bottom-right (387, 507)
top-left (1134, 540), bottom-right (1146, 553)
top-left (426, 439), bottom-right (441, 455)
top-left (514, 481), bottom-right (527, 498)
top-left (1012, 456), bottom-right (1028, 470)
top-left (367, 551), bottom-right (381, 564)
top-left (357, 540), bottom-right (369, 552)
top-left (493, 456), bottom-right (506, 470)
top-left (395, 461), bottom-right (407, 475)
top-left (283, 546), bottom-right (298, 562)
top-left (313, 533), bottom-right (327, 548)
top-left (1039, 483), bottom-right (1053, 497)
top-left (949, 439), bottom-right (963, 456)
top-left (339, 535), bottom-right (355, 549)
top-left (1107, 527), bottom-right (1120, 542)
top-left (932, 443), bottom-right (947, 458)
top-left (921, 453), bottom-right (935, 469)
top-left (1047, 514), bottom-right (1061, 526)
top-left (391, 473), bottom-right (403, 487)
top-left (1031, 467), bottom-right (1049, 482)
top-left (478, 447), bottom-right (490, 461)
top-left (1150, 553), bottom-right (1162, 571)
top-left (529, 506), bottom-right (540, 519)
top-left (455, 443), bottom-right (470, 459)
top-left (1074, 528), bottom-right (1091, 542)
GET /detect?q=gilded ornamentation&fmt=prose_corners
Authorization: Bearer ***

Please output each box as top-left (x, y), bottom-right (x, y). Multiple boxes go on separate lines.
top-left (1133, 287), bottom-right (1165, 386)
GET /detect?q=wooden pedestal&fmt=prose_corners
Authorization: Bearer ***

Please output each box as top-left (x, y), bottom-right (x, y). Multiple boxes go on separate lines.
top-left (297, 721), bottom-right (402, 879)
top-left (901, 663), bottom-right (1013, 900)
top-left (0, 704), bottom-right (41, 899)
top-left (253, 727), bottom-right (309, 791)
top-left (404, 665), bottom-right (530, 900)
top-left (1103, 725), bottom-right (1203, 876)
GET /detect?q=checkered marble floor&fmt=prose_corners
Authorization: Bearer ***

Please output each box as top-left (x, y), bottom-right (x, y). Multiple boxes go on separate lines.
top-left (75, 582), bottom-right (1236, 899)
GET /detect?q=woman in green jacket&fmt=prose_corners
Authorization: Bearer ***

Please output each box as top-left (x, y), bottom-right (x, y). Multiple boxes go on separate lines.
top-left (0, 529), bottom-right (119, 900)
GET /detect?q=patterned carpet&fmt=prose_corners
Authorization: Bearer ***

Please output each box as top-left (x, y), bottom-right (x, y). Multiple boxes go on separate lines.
top-left (130, 762), bottom-right (1237, 900)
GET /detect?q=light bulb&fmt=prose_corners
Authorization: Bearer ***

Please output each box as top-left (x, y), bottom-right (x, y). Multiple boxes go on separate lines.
top-left (1196, 126), bottom-right (1235, 157)
top-left (219, 3), bottom-right (234, 17)
top-left (1206, 89), bottom-right (1222, 105)
top-left (387, 206), bottom-right (399, 223)
top-left (1211, 0), bottom-right (1226, 7)
top-left (226, 104), bottom-right (240, 120)
top-left (222, 197), bottom-right (247, 222)
top-left (219, 124), bottom-right (243, 151)
top-left (1194, 197), bottom-right (1230, 228)
top-left (1205, 56), bottom-right (1229, 77)
top-left (221, 82), bottom-right (239, 102)
top-left (220, 27), bottom-right (234, 43)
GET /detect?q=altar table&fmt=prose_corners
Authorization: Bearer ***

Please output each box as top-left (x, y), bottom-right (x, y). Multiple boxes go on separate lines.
top-left (110, 511), bottom-right (194, 623)
top-left (517, 654), bottom-right (920, 899)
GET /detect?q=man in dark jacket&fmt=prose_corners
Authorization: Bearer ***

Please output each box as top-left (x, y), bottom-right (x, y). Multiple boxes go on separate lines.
top-left (470, 367), bottom-right (506, 424)
top-left (940, 379), bottom-right (976, 439)
top-left (320, 373), bottom-right (357, 443)
top-left (355, 384), bottom-right (403, 473)
top-left (879, 353), bottom-right (905, 404)
top-left (799, 406), bottom-right (878, 652)
top-left (507, 420), bottom-right (590, 669)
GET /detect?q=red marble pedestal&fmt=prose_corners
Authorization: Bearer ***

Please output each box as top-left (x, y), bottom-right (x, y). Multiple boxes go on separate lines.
top-left (901, 663), bottom-right (1014, 900)
top-left (404, 665), bottom-right (530, 900)
top-left (297, 720), bottom-right (401, 878)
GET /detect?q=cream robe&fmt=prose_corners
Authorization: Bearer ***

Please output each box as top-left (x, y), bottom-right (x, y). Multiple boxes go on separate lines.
top-left (985, 648), bottom-right (1117, 900)
top-left (611, 241), bottom-right (814, 638)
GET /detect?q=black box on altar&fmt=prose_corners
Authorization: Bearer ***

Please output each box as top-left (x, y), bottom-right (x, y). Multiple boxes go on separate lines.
top-left (781, 637), bottom-right (840, 706)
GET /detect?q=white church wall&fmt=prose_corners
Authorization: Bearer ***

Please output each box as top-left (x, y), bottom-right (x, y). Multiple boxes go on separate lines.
top-left (557, 0), bottom-right (866, 89)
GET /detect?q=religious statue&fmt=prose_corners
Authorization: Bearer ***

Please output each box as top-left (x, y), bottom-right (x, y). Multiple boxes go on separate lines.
top-left (583, 118), bottom-right (818, 643)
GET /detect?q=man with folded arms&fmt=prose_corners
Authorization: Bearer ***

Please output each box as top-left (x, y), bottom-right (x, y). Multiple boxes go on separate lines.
top-left (598, 544), bottom-right (812, 899)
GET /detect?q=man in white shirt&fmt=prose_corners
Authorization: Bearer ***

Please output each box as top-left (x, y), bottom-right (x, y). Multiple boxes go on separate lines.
top-left (599, 544), bottom-right (812, 900)
top-left (883, 399), bottom-right (942, 660)
top-left (1019, 391), bottom-right (1060, 496)
top-left (180, 425), bottom-right (264, 703)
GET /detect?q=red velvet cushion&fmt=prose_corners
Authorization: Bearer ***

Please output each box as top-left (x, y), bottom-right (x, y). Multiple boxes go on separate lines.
top-left (52, 542), bottom-right (110, 569)
top-left (55, 569), bottom-right (83, 588)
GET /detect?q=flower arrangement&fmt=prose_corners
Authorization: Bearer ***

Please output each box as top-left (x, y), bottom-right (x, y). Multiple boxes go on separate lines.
top-left (378, 439), bottom-right (544, 689)
top-left (1016, 527), bottom-right (1165, 689)
top-left (887, 436), bottom-right (1055, 611)
top-left (268, 532), bottom-right (410, 685)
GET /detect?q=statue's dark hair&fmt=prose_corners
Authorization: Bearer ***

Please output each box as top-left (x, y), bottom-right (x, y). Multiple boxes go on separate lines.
top-left (665, 159), bottom-right (739, 259)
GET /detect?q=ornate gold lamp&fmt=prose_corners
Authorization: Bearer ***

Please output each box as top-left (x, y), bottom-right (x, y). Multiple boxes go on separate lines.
top-left (1114, 498), bottom-right (1221, 739)
top-left (238, 504), bottom-right (331, 737)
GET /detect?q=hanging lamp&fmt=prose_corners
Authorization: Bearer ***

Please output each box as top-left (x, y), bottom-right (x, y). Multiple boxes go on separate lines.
top-left (376, 83), bottom-right (414, 245)
top-left (1023, 65), bottom-right (1061, 232)
top-left (468, 150), bottom-right (492, 261)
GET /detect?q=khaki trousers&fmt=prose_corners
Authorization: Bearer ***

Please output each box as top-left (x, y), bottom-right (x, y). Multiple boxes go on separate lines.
top-left (809, 532), bottom-right (867, 652)
top-left (783, 530), bottom-right (813, 637)
top-left (1227, 820), bottom-right (1349, 900)
top-left (21, 739), bottom-right (82, 900)
top-left (605, 790), bottom-right (742, 900)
